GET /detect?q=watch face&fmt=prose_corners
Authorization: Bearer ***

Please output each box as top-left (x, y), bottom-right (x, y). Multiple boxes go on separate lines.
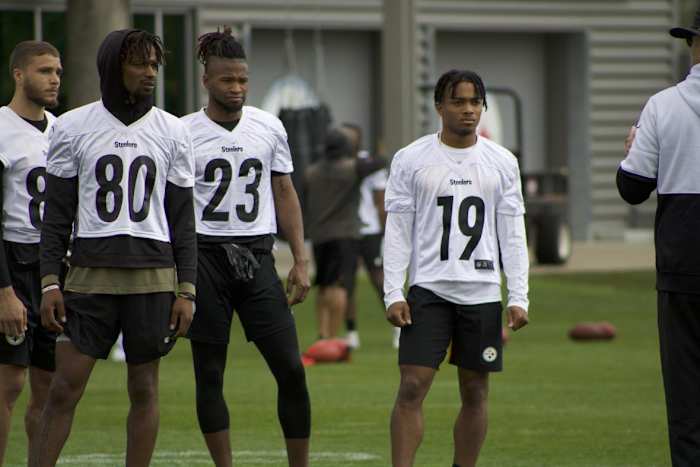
top-left (5, 334), bottom-right (26, 346)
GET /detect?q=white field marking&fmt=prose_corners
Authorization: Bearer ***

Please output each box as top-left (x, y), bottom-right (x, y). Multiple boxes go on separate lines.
top-left (46, 449), bottom-right (380, 465)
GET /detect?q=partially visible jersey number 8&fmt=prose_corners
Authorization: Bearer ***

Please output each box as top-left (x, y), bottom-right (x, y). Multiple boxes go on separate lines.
top-left (95, 154), bottom-right (156, 223)
top-left (202, 158), bottom-right (263, 223)
top-left (437, 195), bottom-right (485, 261)
top-left (26, 167), bottom-right (46, 229)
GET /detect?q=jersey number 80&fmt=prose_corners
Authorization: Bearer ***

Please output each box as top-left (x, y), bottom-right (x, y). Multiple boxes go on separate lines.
top-left (95, 154), bottom-right (156, 223)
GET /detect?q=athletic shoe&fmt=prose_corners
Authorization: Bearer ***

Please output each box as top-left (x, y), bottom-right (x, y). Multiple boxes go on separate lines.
top-left (110, 345), bottom-right (126, 362)
top-left (346, 330), bottom-right (360, 349)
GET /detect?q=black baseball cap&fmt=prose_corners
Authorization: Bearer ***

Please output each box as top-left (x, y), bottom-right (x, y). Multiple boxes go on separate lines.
top-left (670, 6), bottom-right (700, 40)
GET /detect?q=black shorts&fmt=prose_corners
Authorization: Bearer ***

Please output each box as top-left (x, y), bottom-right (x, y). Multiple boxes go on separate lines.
top-left (398, 286), bottom-right (503, 372)
top-left (188, 246), bottom-right (295, 344)
top-left (313, 239), bottom-right (358, 290)
top-left (62, 291), bottom-right (176, 365)
top-left (358, 233), bottom-right (383, 272)
top-left (0, 243), bottom-right (55, 371)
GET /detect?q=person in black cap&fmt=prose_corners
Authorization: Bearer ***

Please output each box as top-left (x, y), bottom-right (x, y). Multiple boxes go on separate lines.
top-left (29, 29), bottom-right (196, 467)
top-left (617, 5), bottom-right (700, 466)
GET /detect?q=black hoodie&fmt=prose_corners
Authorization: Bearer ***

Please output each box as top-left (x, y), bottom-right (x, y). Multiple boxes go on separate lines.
top-left (98, 29), bottom-right (153, 126)
top-left (40, 30), bottom-right (197, 288)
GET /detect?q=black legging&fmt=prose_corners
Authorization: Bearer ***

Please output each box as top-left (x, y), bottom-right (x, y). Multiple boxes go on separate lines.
top-left (191, 327), bottom-right (311, 438)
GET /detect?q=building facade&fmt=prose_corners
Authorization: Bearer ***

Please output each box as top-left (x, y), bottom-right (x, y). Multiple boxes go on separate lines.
top-left (0, 0), bottom-right (681, 240)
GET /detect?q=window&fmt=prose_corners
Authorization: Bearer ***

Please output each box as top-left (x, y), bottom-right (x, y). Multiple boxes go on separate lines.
top-left (163, 14), bottom-right (187, 117)
top-left (42, 11), bottom-right (68, 115)
top-left (0, 11), bottom-right (34, 107)
top-left (0, 7), bottom-right (193, 116)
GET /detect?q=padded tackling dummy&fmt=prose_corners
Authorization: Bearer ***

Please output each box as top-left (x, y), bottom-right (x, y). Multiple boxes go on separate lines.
top-left (303, 338), bottom-right (351, 364)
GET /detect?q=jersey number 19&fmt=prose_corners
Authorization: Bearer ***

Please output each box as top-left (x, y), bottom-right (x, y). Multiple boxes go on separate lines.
top-left (437, 195), bottom-right (485, 261)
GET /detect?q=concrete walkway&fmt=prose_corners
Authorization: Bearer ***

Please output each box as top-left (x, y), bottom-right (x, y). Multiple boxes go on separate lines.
top-left (531, 240), bottom-right (655, 274)
top-left (273, 240), bottom-right (656, 278)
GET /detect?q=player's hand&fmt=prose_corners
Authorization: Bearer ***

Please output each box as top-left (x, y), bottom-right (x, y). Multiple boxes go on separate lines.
top-left (0, 286), bottom-right (27, 337)
top-left (624, 124), bottom-right (638, 155)
top-left (286, 260), bottom-right (310, 306)
top-left (40, 288), bottom-right (66, 333)
top-left (507, 306), bottom-right (529, 331)
top-left (386, 301), bottom-right (412, 327)
top-left (170, 297), bottom-right (194, 338)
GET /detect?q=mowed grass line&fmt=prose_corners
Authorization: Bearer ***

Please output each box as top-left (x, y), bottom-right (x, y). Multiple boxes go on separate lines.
top-left (5, 271), bottom-right (668, 466)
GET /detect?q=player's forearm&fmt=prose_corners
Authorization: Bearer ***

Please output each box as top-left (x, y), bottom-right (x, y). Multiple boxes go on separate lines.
top-left (164, 182), bottom-right (197, 286)
top-left (273, 176), bottom-right (308, 264)
top-left (383, 211), bottom-right (414, 308)
top-left (496, 213), bottom-right (529, 311)
top-left (373, 190), bottom-right (387, 230)
top-left (40, 174), bottom-right (78, 279)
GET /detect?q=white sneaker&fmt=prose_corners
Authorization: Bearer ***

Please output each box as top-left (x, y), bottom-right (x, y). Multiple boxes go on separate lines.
top-left (392, 327), bottom-right (401, 349)
top-left (110, 346), bottom-right (126, 362)
top-left (110, 333), bottom-right (126, 362)
top-left (346, 331), bottom-right (360, 349)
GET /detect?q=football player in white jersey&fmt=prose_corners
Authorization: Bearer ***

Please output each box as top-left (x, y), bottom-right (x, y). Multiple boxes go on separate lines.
top-left (0, 40), bottom-right (61, 466)
top-left (182, 29), bottom-right (310, 467)
top-left (30, 30), bottom-right (196, 467)
top-left (383, 70), bottom-right (530, 467)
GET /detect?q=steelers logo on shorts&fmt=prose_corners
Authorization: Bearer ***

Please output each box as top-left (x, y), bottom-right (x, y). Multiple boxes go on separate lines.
top-left (5, 334), bottom-right (26, 346)
top-left (482, 346), bottom-right (498, 363)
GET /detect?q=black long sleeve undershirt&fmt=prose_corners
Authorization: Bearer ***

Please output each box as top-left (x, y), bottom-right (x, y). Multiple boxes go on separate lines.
top-left (616, 167), bottom-right (657, 205)
top-left (0, 166), bottom-right (12, 288)
top-left (40, 174), bottom-right (78, 279)
top-left (164, 182), bottom-right (197, 285)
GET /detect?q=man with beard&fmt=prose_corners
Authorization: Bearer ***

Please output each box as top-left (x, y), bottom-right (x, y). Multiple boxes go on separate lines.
top-left (30, 29), bottom-right (196, 467)
top-left (182, 28), bottom-right (311, 467)
top-left (0, 40), bottom-right (61, 466)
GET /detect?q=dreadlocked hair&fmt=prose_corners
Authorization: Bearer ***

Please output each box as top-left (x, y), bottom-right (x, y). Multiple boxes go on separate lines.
top-left (197, 26), bottom-right (246, 69)
top-left (120, 30), bottom-right (165, 66)
top-left (434, 69), bottom-right (488, 110)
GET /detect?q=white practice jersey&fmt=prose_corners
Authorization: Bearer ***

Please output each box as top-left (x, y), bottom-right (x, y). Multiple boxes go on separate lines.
top-left (358, 161), bottom-right (388, 236)
top-left (385, 134), bottom-right (525, 288)
top-left (0, 107), bottom-right (55, 243)
top-left (47, 101), bottom-right (194, 242)
top-left (182, 107), bottom-right (294, 237)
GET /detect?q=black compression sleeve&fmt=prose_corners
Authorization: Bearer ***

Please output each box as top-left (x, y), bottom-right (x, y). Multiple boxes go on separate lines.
top-left (255, 328), bottom-right (311, 438)
top-left (617, 167), bottom-right (656, 205)
top-left (164, 182), bottom-right (197, 285)
top-left (0, 166), bottom-right (11, 288)
top-left (40, 174), bottom-right (78, 278)
top-left (191, 341), bottom-right (230, 433)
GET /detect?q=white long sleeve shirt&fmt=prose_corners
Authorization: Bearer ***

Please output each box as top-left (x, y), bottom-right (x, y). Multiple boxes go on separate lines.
top-left (382, 134), bottom-right (529, 311)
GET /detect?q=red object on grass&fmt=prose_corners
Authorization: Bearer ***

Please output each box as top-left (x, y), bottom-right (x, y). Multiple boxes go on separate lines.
top-left (303, 338), bottom-right (351, 364)
top-left (568, 321), bottom-right (617, 341)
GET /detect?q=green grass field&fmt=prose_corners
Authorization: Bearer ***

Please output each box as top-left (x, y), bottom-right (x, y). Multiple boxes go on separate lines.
top-left (5, 270), bottom-right (669, 467)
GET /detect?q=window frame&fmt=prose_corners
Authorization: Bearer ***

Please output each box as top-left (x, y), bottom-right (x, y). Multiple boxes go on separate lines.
top-left (1, 3), bottom-right (196, 114)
